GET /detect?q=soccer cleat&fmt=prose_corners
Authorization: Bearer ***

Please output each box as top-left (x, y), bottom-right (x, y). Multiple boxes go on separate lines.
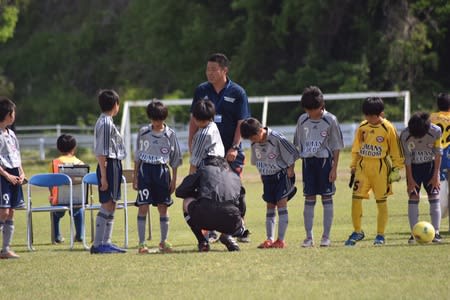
top-left (207, 231), bottom-right (220, 243)
top-left (344, 231), bottom-right (365, 246)
top-left (432, 233), bottom-right (442, 243)
top-left (408, 235), bottom-right (416, 244)
top-left (159, 241), bottom-right (173, 253)
top-left (198, 241), bottom-right (210, 252)
top-left (257, 239), bottom-right (274, 249)
top-left (301, 238), bottom-right (314, 248)
top-left (0, 250), bottom-right (19, 259)
top-left (373, 235), bottom-right (385, 245)
top-left (236, 229), bottom-right (251, 243)
top-left (108, 243), bottom-right (127, 253)
top-left (272, 239), bottom-right (286, 248)
top-left (138, 243), bottom-right (150, 254)
top-left (219, 234), bottom-right (240, 252)
top-left (320, 237), bottom-right (331, 247)
top-left (55, 236), bottom-right (65, 244)
top-left (90, 244), bottom-right (117, 254)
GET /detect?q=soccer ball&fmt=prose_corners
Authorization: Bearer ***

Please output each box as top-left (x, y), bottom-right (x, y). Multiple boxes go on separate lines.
top-left (412, 221), bottom-right (435, 244)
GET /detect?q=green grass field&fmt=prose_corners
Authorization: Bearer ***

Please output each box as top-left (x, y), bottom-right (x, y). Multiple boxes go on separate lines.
top-left (2, 151), bottom-right (450, 299)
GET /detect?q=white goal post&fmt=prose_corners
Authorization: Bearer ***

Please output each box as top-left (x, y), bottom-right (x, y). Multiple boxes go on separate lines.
top-left (120, 91), bottom-right (410, 168)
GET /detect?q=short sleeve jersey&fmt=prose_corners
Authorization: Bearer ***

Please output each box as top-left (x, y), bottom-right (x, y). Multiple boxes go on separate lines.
top-left (94, 113), bottom-right (126, 160)
top-left (192, 78), bottom-right (250, 151)
top-left (400, 124), bottom-right (442, 165)
top-left (430, 111), bottom-right (450, 149)
top-left (250, 128), bottom-right (300, 175)
top-left (134, 124), bottom-right (182, 169)
top-left (351, 118), bottom-right (404, 169)
top-left (0, 128), bottom-right (21, 169)
top-left (190, 122), bottom-right (225, 167)
top-left (293, 110), bottom-right (344, 158)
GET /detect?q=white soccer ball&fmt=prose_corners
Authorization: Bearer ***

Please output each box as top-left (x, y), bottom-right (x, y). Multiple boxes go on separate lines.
top-left (412, 221), bottom-right (435, 244)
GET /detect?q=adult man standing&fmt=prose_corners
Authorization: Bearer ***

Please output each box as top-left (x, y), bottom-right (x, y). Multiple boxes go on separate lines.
top-left (189, 53), bottom-right (251, 242)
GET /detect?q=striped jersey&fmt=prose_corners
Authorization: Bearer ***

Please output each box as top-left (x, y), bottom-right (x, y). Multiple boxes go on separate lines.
top-left (351, 118), bottom-right (404, 169)
top-left (134, 124), bottom-right (182, 168)
top-left (94, 113), bottom-right (126, 160)
top-left (250, 128), bottom-right (300, 175)
top-left (0, 128), bottom-right (21, 168)
top-left (400, 124), bottom-right (442, 165)
top-left (293, 110), bottom-right (344, 158)
top-left (190, 121), bottom-right (225, 167)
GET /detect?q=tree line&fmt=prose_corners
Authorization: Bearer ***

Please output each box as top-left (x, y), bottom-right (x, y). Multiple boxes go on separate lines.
top-left (0, 0), bottom-right (449, 126)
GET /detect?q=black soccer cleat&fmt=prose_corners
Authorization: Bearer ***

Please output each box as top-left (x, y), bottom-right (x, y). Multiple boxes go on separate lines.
top-left (219, 234), bottom-right (240, 252)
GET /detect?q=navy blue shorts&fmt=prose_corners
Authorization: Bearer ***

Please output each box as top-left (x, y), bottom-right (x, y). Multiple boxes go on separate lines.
top-left (136, 163), bottom-right (173, 207)
top-left (302, 157), bottom-right (335, 196)
top-left (0, 168), bottom-right (25, 209)
top-left (411, 162), bottom-right (439, 196)
top-left (96, 158), bottom-right (122, 203)
top-left (261, 170), bottom-right (296, 204)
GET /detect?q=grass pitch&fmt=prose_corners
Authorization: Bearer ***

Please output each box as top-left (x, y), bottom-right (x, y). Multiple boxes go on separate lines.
top-left (2, 151), bottom-right (449, 299)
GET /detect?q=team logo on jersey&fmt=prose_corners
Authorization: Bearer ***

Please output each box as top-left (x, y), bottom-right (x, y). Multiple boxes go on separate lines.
top-left (321, 130), bottom-right (327, 137)
top-left (376, 136), bottom-right (384, 143)
top-left (224, 96), bottom-right (236, 103)
top-left (407, 142), bottom-right (415, 151)
top-left (268, 153), bottom-right (277, 159)
top-left (160, 147), bottom-right (169, 154)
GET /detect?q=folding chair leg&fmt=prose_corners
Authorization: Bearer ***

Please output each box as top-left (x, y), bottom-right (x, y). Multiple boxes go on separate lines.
top-left (50, 212), bottom-right (55, 244)
top-left (147, 208), bottom-right (152, 240)
top-left (90, 208), bottom-right (95, 243)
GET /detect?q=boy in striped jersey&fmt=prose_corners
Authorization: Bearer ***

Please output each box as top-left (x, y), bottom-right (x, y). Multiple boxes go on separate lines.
top-left (189, 99), bottom-right (225, 174)
top-left (345, 97), bottom-right (404, 246)
top-left (293, 86), bottom-right (344, 247)
top-left (400, 112), bottom-right (442, 243)
top-left (241, 117), bottom-right (299, 249)
top-left (133, 100), bottom-right (182, 253)
top-left (91, 89), bottom-right (127, 254)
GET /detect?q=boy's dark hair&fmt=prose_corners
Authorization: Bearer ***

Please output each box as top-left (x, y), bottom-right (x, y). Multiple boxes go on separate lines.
top-left (0, 97), bottom-right (16, 122)
top-left (240, 117), bottom-right (262, 139)
top-left (98, 89), bottom-right (120, 112)
top-left (207, 53), bottom-right (229, 68)
top-left (203, 156), bottom-right (230, 171)
top-left (57, 134), bottom-right (77, 154)
top-left (408, 112), bottom-right (430, 138)
top-left (192, 99), bottom-right (215, 121)
top-left (437, 93), bottom-right (450, 111)
top-left (301, 86), bottom-right (324, 109)
top-left (362, 97), bottom-right (384, 116)
top-left (146, 100), bottom-right (168, 121)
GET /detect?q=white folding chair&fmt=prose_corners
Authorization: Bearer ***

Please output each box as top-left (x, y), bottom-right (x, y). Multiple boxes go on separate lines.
top-left (27, 173), bottom-right (74, 251)
top-left (81, 172), bottom-right (129, 250)
top-left (50, 164), bottom-right (90, 244)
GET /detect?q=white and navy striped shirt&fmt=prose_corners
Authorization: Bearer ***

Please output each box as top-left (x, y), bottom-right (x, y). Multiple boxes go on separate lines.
top-left (94, 113), bottom-right (126, 160)
top-left (134, 124), bottom-right (182, 168)
top-left (0, 128), bottom-right (21, 169)
top-left (190, 122), bottom-right (224, 167)
top-left (251, 128), bottom-right (299, 175)
top-left (294, 110), bottom-right (344, 158)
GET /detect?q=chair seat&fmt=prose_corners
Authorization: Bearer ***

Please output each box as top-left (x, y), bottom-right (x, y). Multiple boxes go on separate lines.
top-left (31, 205), bottom-right (70, 212)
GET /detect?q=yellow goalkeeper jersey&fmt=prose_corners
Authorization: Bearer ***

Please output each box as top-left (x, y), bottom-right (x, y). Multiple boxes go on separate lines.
top-left (351, 118), bottom-right (404, 169)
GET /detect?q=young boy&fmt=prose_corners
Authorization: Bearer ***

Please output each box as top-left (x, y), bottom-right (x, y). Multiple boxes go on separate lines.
top-left (293, 86), bottom-right (344, 247)
top-left (400, 112), bottom-right (442, 243)
top-left (189, 99), bottom-right (224, 174)
top-left (133, 100), bottom-right (182, 254)
top-left (0, 97), bottom-right (25, 259)
top-left (91, 89), bottom-right (127, 254)
top-left (430, 93), bottom-right (450, 232)
top-left (240, 117), bottom-right (299, 249)
top-left (345, 97), bottom-right (404, 246)
top-left (49, 134), bottom-right (85, 243)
